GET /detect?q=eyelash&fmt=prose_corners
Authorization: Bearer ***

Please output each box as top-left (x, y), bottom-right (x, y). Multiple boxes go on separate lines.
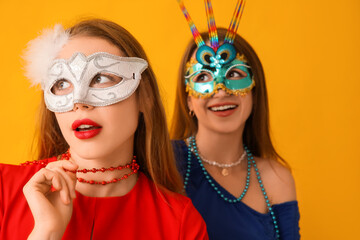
top-left (227, 69), bottom-right (246, 78)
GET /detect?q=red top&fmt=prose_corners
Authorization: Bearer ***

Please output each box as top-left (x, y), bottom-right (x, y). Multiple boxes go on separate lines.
top-left (0, 158), bottom-right (208, 240)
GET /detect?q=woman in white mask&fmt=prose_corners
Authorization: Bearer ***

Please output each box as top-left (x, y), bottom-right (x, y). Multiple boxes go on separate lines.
top-left (0, 19), bottom-right (208, 240)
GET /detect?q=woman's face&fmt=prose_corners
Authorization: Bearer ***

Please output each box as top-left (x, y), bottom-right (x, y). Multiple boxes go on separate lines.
top-left (54, 36), bottom-right (140, 159)
top-left (187, 48), bottom-right (253, 135)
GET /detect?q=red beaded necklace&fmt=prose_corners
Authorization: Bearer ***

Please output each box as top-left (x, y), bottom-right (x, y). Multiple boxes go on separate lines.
top-left (21, 150), bottom-right (140, 185)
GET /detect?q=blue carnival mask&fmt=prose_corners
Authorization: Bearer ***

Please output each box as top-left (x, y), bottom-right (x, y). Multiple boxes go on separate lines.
top-left (177, 0), bottom-right (254, 98)
top-left (185, 43), bottom-right (255, 98)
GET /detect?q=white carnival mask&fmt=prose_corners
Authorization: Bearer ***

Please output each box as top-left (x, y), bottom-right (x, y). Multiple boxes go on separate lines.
top-left (44, 52), bottom-right (148, 112)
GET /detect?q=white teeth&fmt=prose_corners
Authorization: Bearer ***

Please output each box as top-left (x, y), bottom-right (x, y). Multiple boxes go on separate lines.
top-left (210, 105), bottom-right (237, 111)
top-left (78, 124), bottom-right (93, 129)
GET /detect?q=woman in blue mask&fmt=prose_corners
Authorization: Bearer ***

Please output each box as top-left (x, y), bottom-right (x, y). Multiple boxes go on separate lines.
top-left (171, 1), bottom-right (300, 239)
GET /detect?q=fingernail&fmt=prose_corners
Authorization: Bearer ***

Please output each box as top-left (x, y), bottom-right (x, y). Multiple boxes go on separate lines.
top-left (50, 186), bottom-right (57, 192)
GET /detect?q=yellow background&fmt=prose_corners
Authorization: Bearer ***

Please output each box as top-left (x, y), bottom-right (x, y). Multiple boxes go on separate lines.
top-left (0, 0), bottom-right (359, 238)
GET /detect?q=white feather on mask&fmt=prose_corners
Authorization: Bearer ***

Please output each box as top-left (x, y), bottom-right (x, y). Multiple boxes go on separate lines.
top-left (23, 24), bottom-right (70, 89)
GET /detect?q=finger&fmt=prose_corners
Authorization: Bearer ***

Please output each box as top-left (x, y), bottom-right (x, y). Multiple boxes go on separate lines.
top-left (55, 171), bottom-right (71, 205)
top-left (24, 168), bottom-right (62, 194)
top-left (46, 160), bottom-right (78, 200)
top-left (52, 167), bottom-right (77, 200)
top-left (23, 169), bottom-right (64, 221)
top-left (33, 167), bottom-right (71, 205)
top-left (46, 160), bottom-right (78, 172)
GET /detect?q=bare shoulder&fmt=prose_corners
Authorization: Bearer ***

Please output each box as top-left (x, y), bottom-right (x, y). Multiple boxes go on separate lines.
top-left (256, 157), bottom-right (297, 204)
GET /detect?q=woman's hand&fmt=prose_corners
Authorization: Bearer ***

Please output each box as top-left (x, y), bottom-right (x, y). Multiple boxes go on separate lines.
top-left (23, 160), bottom-right (78, 240)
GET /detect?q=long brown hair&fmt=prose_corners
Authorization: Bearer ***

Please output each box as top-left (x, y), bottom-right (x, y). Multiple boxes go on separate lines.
top-left (170, 28), bottom-right (287, 166)
top-left (33, 19), bottom-right (183, 193)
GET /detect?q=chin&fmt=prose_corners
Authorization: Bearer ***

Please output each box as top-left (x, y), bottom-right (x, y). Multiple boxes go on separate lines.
top-left (210, 122), bottom-right (245, 135)
top-left (69, 143), bottom-right (104, 159)
top-left (215, 128), bottom-right (242, 135)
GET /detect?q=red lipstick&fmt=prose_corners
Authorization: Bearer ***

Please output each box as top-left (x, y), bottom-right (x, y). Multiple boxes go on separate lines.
top-left (72, 119), bottom-right (102, 139)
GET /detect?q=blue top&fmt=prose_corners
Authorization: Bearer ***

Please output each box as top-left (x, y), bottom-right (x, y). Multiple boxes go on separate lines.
top-left (173, 140), bottom-right (300, 240)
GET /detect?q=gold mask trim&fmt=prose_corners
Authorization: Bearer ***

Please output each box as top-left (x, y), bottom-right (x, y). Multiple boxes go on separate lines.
top-left (186, 79), bottom-right (255, 99)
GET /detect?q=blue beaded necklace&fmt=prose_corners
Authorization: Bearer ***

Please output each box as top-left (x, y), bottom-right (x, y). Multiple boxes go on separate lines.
top-left (185, 136), bottom-right (280, 240)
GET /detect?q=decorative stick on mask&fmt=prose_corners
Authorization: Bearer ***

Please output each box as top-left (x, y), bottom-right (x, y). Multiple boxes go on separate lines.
top-left (177, 0), bottom-right (255, 98)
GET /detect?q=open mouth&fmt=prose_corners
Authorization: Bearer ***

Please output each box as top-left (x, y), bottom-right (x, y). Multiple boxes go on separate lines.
top-left (208, 104), bottom-right (238, 112)
top-left (72, 119), bottom-right (102, 139)
top-left (76, 124), bottom-right (102, 132)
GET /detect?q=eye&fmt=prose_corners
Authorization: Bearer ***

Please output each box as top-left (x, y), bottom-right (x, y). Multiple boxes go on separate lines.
top-left (192, 72), bottom-right (213, 83)
top-left (90, 73), bottom-right (123, 88)
top-left (51, 79), bottom-right (73, 95)
top-left (93, 75), bottom-right (111, 84)
top-left (226, 69), bottom-right (247, 80)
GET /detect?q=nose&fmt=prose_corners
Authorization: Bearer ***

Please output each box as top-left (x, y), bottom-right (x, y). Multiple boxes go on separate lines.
top-left (213, 88), bottom-right (229, 98)
top-left (73, 103), bottom-right (95, 111)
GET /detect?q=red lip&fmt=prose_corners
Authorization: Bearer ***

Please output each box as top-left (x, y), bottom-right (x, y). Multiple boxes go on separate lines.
top-left (72, 119), bottom-right (102, 139)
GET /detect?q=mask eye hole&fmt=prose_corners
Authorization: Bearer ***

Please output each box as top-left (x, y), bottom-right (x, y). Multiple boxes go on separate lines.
top-left (90, 73), bottom-right (123, 88)
top-left (196, 45), bottom-right (216, 66)
top-left (192, 72), bottom-right (213, 83)
top-left (217, 43), bottom-right (237, 64)
top-left (220, 52), bottom-right (228, 60)
top-left (51, 79), bottom-right (73, 95)
top-left (204, 54), bottom-right (212, 64)
top-left (226, 68), bottom-right (247, 80)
